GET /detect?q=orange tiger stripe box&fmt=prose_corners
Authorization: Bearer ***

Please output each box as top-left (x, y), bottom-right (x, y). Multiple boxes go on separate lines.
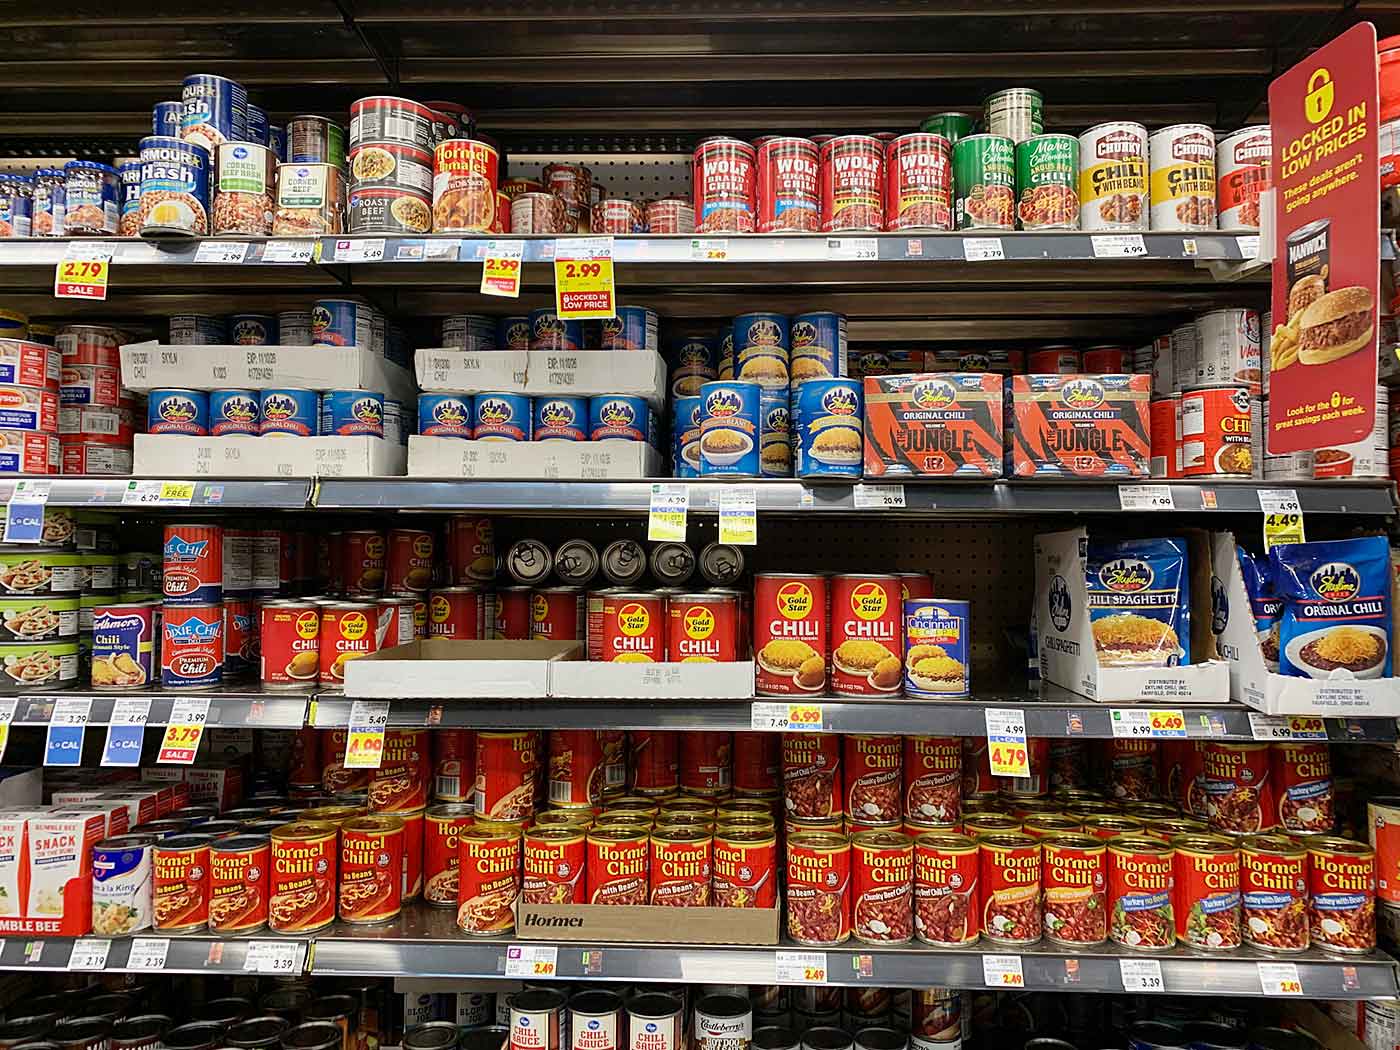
top-left (1011, 374), bottom-right (1151, 478)
top-left (862, 373), bottom-right (1004, 477)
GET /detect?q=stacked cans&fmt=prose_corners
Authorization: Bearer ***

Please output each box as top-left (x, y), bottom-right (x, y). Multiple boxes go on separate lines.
top-left (56, 325), bottom-right (138, 475)
top-left (0, 332), bottom-right (61, 475)
top-left (419, 392), bottom-right (657, 446)
top-left (149, 388), bottom-right (395, 442)
top-left (350, 97), bottom-right (439, 235)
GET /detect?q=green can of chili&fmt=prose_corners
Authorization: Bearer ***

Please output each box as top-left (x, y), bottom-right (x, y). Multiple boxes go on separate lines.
top-left (953, 134), bottom-right (1015, 230)
top-left (1015, 134), bottom-right (1080, 231)
top-left (920, 112), bottom-right (977, 144)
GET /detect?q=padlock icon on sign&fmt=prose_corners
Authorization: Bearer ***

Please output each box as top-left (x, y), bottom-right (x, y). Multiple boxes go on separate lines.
top-left (1305, 68), bottom-right (1334, 122)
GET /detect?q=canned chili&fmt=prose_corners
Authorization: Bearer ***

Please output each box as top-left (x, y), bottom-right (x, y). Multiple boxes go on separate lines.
top-left (493, 586), bottom-right (532, 640)
top-left (786, 831), bottom-right (851, 946)
top-left (270, 821), bottom-right (337, 933)
top-left (523, 825), bottom-right (587, 904)
top-left (153, 834), bottom-right (212, 932)
top-left (650, 826), bottom-right (711, 906)
top-left (1369, 796), bottom-right (1400, 903)
top-left (428, 587), bottom-right (484, 640)
top-left (1241, 833), bottom-right (1309, 951)
top-left (369, 729), bottom-right (429, 813)
top-left (829, 575), bottom-right (902, 697)
top-left (1204, 742), bottom-right (1276, 835)
top-left (732, 732), bottom-right (779, 795)
top-left (456, 824), bottom-right (521, 935)
top-left (1040, 832), bottom-right (1106, 947)
top-left (754, 573), bottom-right (827, 695)
top-left (980, 832), bottom-right (1041, 945)
top-left (665, 592), bottom-right (739, 661)
top-left (1307, 836), bottom-right (1376, 953)
top-left (783, 734), bottom-right (841, 818)
top-left (679, 731), bottom-right (732, 795)
top-left (884, 133), bottom-right (953, 231)
top-left (819, 135), bottom-right (884, 232)
top-left (318, 602), bottom-right (378, 683)
top-left (208, 834), bottom-right (270, 933)
top-left (424, 803), bottom-right (474, 906)
top-left (340, 530), bottom-right (386, 595)
top-left (599, 592), bottom-right (664, 662)
top-left (844, 735), bottom-right (902, 825)
top-left (712, 826), bottom-right (776, 908)
top-left (339, 815), bottom-right (403, 923)
top-left (914, 831), bottom-right (978, 946)
top-left (260, 601), bottom-right (320, 689)
top-left (386, 528), bottom-right (434, 594)
top-left (587, 827), bottom-right (648, 905)
top-left (1171, 833), bottom-right (1241, 950)
top-left (630, 730), bottom-right (679, 795)
top-left (474, 730), bottom-right (538, 822)
top-left (693, 137), bottom-right (756, 234)
top-left (432, 729), bottom-right (474, 803)
top-left (1272, 742), bottom-right (1334, 835)
top-left (1024, 815), bottom-right (1082, 840)
top-left (1107, 836), bottom-right (1175, 950)
top-left (851, 830), bottom-right (913, 945)
top-left (1106, 739), bottom-right (1160, 802)
top-left (756, 136), bottom-right (819, 233)
top-left (548, 730), bottom-right (606, 809)
top-left (530, 586), bottom-right (584, 642)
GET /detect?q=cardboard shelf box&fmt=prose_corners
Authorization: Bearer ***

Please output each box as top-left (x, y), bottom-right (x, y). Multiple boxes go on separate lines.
top-left (120, 342), bottom-right (417, 404)
top-left (515, 901), bottom-right (780, 945)
top-left (1035, 527), bottom-right (1231, 703)
top-left (416, 348), bottom-right (666, 408)
top-left (552, 661), bottom-right (755, 699)
top-left (408, 435), bottom-right (664, 480)
top-left (134, 434), bottom-right (406, 478)
top-left (1211, 531), bottom-right (1400, 716)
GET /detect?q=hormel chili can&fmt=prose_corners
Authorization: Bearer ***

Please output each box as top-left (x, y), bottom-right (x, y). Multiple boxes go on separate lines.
top-left (1107, 835), bottom-right (1175, 949)
top-left (494, 586), bottom-right (532, 640)
top-left (548, 729), bottom-right (606, 808)
top-left (319, 601), bottom-right (378, 683)
top-left (162, 603), bottom-right (224, 689)
top-left (387, 528), bottom-right (435, 594)
top-left (844, 735), bottom-right (902, 825)
top-left (754, 573), bottom-right (827, 695)
top-left (1306, 836), bottom-right (1376, 953)
top-left (693, 137), bottom-right (756, 233)
top-left (269, 820), bottom-right (337, 933)
top-left (650, 826), bottom-right (711, 906)
top-left (1171, 833), bottom-right (1241, 950)
top-left (1181, 384), bottom-right (1252, 478)
top-left (884, 132), bottom-right (953, 231)
top-left (1272, 741), bottom-right (1334, 834)
top-left (647, 197), bottom-right (694, 234)
top-left (786, 830), bottom-right (851, 945)
top-left (424, 802), bottom-right (474, 906)
top-left (1204, 742), bottom-right (1276, 835)
top-left (587, 826), bottom-right (649, 905)
top-left (456, 824), bottom-right (521, 934)
top-left (428, 586), bottom-right (484, 640)
top-left (630, 731), bottom-right (679, 795)
top-left (342, 530), bottom-right (386, 595)
top-left (209, 833), bottom-right (270, 933)
top-left (904, 736), bottom-right (961, 825)
top-left (163, 523), bottom-right (223, 605)
top-left (756, 136), bottom-right (819, 233)
top-left (448, 515), bottom-right (495, 583)
top-left (820, 135), bottom-right (884, 232)
top-left (523, 825), bottom-right (587, 904)
top-left (153, 833), bottom-right (213, 931)
top-left (830, 574), bottom-right (902, 697)
top-left (665, 591), bottom-right (739, 661)
top-left (914, 831), bottom-right (979, 946)
top-left (1369, 796), bottom-right (1400, 904)
top-left (1241, 833), bottom-right (1308, 951)
top-left (980, 832), bottom-right (1042, 945)
top-left (433, 729), bottom-right (474, 803)
top-left (712, 826), bottom-right (775, 909)
top-left (732, 732), bottom-right (779, 795)
top-left (369, 729), bottom-right (430, 812)
top-left (679, 731), bottom-right (732, 795)
top-left (784, 734), bottom-right (841, 819)
top-left (474, 730), bottom-right (538, 822)
top-left (1042, 833), bottom-right (1107, 946)
top-left (600, 592), bottom-right (664, 662)
top-left (260, 600), bottom-right (319, 688)
top-left (851, 829), bottom-right (913, 944)
top-left (531, 586), bottom-right (584, 642)
top-left (339, 814), bottom-right (403, 923)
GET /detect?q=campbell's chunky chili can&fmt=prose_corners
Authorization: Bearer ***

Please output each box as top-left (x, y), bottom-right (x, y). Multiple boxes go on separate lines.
top-left (980, 832), bottom-right (1041, 946)
top-left (783, 734), bottom-right (841, 819)
top-left (914, 831), bottom-right (978, 946)
top-left (424, 803), bottom-right (474, 906)
top-left (693, 137), bottom-right (756, 234)
top-left (756, 136), bottom-right (819, 233)
top-left (830, 574), bottom-right (902, 697)
top-left (786, 830), bottom-right (851, 946)
top-left (523, 825), bottom-right (587, 904)
top-left (754, 573), bottom-right (827, 695)
top-left (820, 135), bottom-right (884, 232)
top-left (1306, 836), bottom-right (1376, 953)
top-left (884, 133), bottom-right (953, 231)
top-left (456, 824), bottom-right (521, 935)
top-left (851, 830), bottom-right (913, 945)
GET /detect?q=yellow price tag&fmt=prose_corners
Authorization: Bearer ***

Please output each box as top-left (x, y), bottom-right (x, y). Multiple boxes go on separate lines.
top-left (532, 959), bottom-right (556, 976)
top-left (54, 258), bottom-right (110, 301)
top-left (159, 481), bottom-right (195, 505)
top-left (343, 728), bottom-right (386, 769)
top-left (1148, 710), bottom-right (1186, 735)
top-left (1287, 716), bottom-right (1327, 739)
top-left (989, 741), bottom-right (1029, 777)
top-left (787, 704), bottom-right (823, 728)
top-left (647, 484), bottom-right (688, 542)
top-left (481, 241), bottom-right (524, 298)
top-left (1263, 512), bottom-right (1304, 551)
top-left (157, 723), bottom-right (204, 764)
top-left (554, 237), bottom-right (616, 319)
top-left (0, 723), bottom-right (11, 764)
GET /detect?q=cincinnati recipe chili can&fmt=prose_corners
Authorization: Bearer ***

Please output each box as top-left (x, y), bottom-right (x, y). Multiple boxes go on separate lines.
top-left (208, 833), bottom-right (270, 934)
top-left (914, 832), bottom-right (979, 947)
top-left (754, 573), bottom-right (827, 696)
top-left (269, 820), bottom-right (338, 933)
top-left (423, 802), bottom-right (474, 906)
top-left (338, 814), bottom-right (403, 923)
top-left (456, 824), bottom-right (521, 935)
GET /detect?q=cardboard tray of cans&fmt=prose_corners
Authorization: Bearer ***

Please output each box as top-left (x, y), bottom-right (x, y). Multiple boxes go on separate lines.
top-left (1034, 526), bottom-right (1231, 703)
top-left (1212, 530), bottom-right (1400, 716)
top-left (134, 433), bottom-right (407, 478)
top-left (120, 342), bottom-right (417, 404)
top-left (514, 901), bottom-right (781, 944)
top-left (407, 435), bottom-right (665, 480)
top-left (415, 349), bottom-right (667, 409)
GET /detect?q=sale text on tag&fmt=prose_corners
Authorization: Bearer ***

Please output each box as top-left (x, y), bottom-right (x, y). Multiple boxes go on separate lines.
top-left (985, 708), bottom-right (1029, 778)
top-left (481, 240), bottom-right (524, 297)
top-left (554, 237), bottom-right (616, 319)
top-left (54, 257), bottom-right (111, 300)
top-left (158, 697), bottom-right (210, 764)
top-left (344, 700), bottom-right (390, 770)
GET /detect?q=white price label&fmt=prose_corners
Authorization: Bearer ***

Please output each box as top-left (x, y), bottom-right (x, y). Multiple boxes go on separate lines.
top-left (1247, 713), bottom-right (1328, 741)
top-left (1109, 709), bottom-right (1187, 739)
top-left (1257, 489), bottom-right (1302, 515)
top-left (0, 699), bottom-right (16, 726)
top-left (504, 944), bottom-right (558, 978)
top-left (68, 939), bottom-right (111, 971)
top-left (9, 480), bottom-right (51, 505)
top-left (1118, 485), bottom-right (1176, 511)
top-left (120, 480), bottom-right (195, 507)
top-left (51, 697), bottom-right (91, 727)
top-left (984, 708), bottom-right (1029, 778)
top-left (193, 241), bottom-right (249, 265)
top-left (963, 238), bottom-right (1005, 262)
top-left (110, 698), bottom-right (151, 726)
top-left (718, 487), bottom-right (758, 546)
top-left (1091, 234), bottom-right (1148, 258)
top-left (1119, 959), bottom-right (1164, 992)
top-left (168, 697), bottom-right (210, 727)
top-left (751, 702), bottom-right (824, 732)
top-left (852, 484), bottom-right (906, 509)
top-left (982, 954), bottom-right (1025, 988)
top-left (1258, 961), bottom-right (1303, 996)
top-left (244, 941), bottom-right (305, 973)
top-left (333, 238), bottom-right (386, 263)
top-left (262, 240), bottom-right (316, 264)
top-left (1237, 235), bottom-right (1261, 260)
top-left (690, 238), bottom-right (729, 261)
top-left (775, 950), bottom-right (828, 983)
top-left (64, 242), bottom-right (114, 262)
top-left (121, 481), bottom-right (162, 506)
top-left (826, 238), bottom-right (878, 261)
top-left (126, 938), bottom-right (170, 971)
top-left (647, 484), bottom-right (689, 542)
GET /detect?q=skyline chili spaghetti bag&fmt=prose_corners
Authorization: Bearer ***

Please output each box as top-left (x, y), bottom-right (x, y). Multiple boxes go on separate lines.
top-left (1270, 536), bottom-right (1392, 679)
top-left (1085, 537), bottom-right (1190, 668)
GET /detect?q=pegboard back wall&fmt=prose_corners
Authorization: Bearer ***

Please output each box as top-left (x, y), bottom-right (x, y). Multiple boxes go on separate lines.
top-left (509, 154), bottom-right (691, 201)
top-left (493, 516), bottom-right (1038, 687)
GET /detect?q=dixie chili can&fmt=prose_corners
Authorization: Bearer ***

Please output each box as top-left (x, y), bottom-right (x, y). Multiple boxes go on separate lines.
top-left (260, 600), bottom-right (320, 689)
top-left (713, 826), bottom-right (776, 908)
top-left (786, 830), bottom-right (851, 945)
top-left (756, 136), bottom-right (819, 233)
top-left (851, 830), bottom-right (914, 945)
top-left (587, 827), bottom-right (649, 905)
top-left (523, 825), bottom-right (587, 904)
top-left (162, 522), bottom-right (222, 606)
top-left (914, 832), bottom-right (979, 947)
top-left (693, 137), bottom-right (756, 234)
top-left (318, 601), bottom-right (378, 684)
top-left (474, 730), bottom-right (538, 822)
top-left (423, 802), bottom-right (474, 907)
top-left (1306, 836), bottom-right (1376, 953)
top-left (599, 592), bottom-right (664, 662)
top-left (269, 820), bottom-right (338, 933)
top-left (208, 833), bottom-right (270, 934)
top-left (754, 573), bottom-right (828, 696)
top-left (884, 132), bottom-right (953, 232)
top-left (338, 815), bottom-right (403, 923)
top-left (665, 591), bottom-right (739, 661)
top-left (456, 824), bottom-right (521, 935)
top-left (1041, 833), bottom-right (1107, 947)
top-left (830, 574), bottom-right (902, 697)
top-left (153, 833), bottom-right (213, 932)
top-left (819, 135), bottom-right (884, 232)
top-left (979, 832), bottom-right (1042, 946)
top-left (1171, 833), bottom-right (1241, 950)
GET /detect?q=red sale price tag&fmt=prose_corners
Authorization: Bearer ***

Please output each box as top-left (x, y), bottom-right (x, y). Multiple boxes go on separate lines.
top-left (54, 258), bottom-right (110, 301)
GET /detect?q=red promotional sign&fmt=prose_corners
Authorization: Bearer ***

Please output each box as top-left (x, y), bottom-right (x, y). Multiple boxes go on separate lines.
top-left (1268, 22), bottom-right (1380, 455)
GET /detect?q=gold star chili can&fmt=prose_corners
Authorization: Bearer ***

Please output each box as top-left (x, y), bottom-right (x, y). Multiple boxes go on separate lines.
top-left (1107, 835), bottom-right (1175, 950)
top-left (665, 591), bottom-right (739, 662)
top-left (523, 825), bottom-right (587, 904)
top-left (979, 832), bottom-right (1042, 946)
top-left (754, 573), bottom-right (827, 696)
top-left (650, 826), bottom-right (712, 906)
top-left (1171, 833), bottom-right (1241, 950)
top-left (600, 592), bottom-right (664, 662)
top-left (713, 826), bottom-right (776, 908)
top-left (270, 820), bottom-right (338, 933)
top-left (586, 826), bottom-right (649, 905)
top-left (786, 830), bottom-right (851, 946)
top-left (1306, 836), bottom-right (1376, 953)
top-left (829, 575), bottom-right (902, 697)
top-left (424, 802), bottom-right (474, 906)
top-left (318, 601), bottom-right (378, 684)
top-left (456, 823), bottom-right (521, 935)
top-left (1041, 832), bottom-right (1107, 947)
top-left (914, 831), bottom-right (979, 947)
top-left (338, 814), bottom-right (403, 924)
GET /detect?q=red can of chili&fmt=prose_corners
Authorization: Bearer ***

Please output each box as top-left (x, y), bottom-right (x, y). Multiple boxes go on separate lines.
top-left (783, 734), bottom-right (841, 819)
top-left (1041, 832), bottom-right (1107, 947)
top-left (586, 826), bottom-right (649, 905)
top-left (270, 820), bottom-right (338, 933)
top-left (629, 730), bottom-right (679, 795)
top-left (547, 729), bottom-right (606, 809)
top-left (473, 730), bottom-right (538, 822)
top-left (1241, 833), bottom-right (1309, 952)
top-left (423, 802), bottom-right (474, 906)
top-left (369, 728), bottom-right (430, 813)
top-left (1106, 739), bottom-right (1160, 801)
top-left (650, 826), bottom-right (712, 906)
top-left (432, 729), bottom-right (474, 803)
top-left (844, 735), bottom-right (902, 825)
top-left (1272, 742), bottom-right (1334, 835)
top-left (386, 528), bottom-right (434, 594)
top-left (820, 135), bottom-right (885, 232)
top-left (1107, 836), bottom-right (1175, 950)
top-left (732, 732), bottom-right (779, 795)
top-left (530, 586), bottom-right (584, 642)
top-left (1306, 836), bottom-right (1376, 953)
top-left (428, 586), bottom-right (484, 640)
top-left (456, 824), bottom-right (521, 935)
top-left (884, 133), bottom-right (953, 231)
top-left (1171, 833), bottom-right (1241, 950)
top-left (903, 736), bottom-right (961, 826)
top-left (786, 830), bottom-right (851, 946)
top-left (693, 137), bottom-right (756, 234)
top-left (979, 832), bottom-right (1042, 946)
top-left (522, 825), bottom-right (586, 905)
top-left (401, 806), bottom-right (424, 902)
top-left (830, 574), bottom-right (902, 697)
top-left (600, 592), bottom-right (664, 662)
top-left (599, 729), bottom-right (627, 796)
top-left (756, 136), bottom-right (819, 233)
top-left (754, 573), bottom-right (828, 696)
top-left (338, 815), bottom-right (403, 924)
top-left (153, 834), bottom-right (213, 932)
top-left (665, 591), bottom-right (740, 662)
top-left (913, 831), bottom-right (978, 946)
top-left (208, 834), bottom-right (269, 933)
top-left (713, 826), bottom-right (776, 908)
top-left (1048, 739), bottom-right (1088, 792)
top-left (1204, 742), bottom-right (1277, 835)
top-left (678, 731), bottom-right (732, 795)
top-left (851, 830), bottom-right (913, 945)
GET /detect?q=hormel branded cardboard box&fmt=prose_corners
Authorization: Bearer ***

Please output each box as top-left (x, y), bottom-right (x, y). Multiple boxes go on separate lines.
top-left (0, 810), bottom-right (105, 935)
top-left (1211, 531), bottom-right (1400, 716)
top-left (515, 902), bottom-right (779, 945)
top-left (1035, 527), bottom-right (1230, 702)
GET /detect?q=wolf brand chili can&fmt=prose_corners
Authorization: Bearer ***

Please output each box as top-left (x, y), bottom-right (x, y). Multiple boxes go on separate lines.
top-left (786, 831), bottom-right (850, 945)
top-left (423, 803), bottom-right (474, 906)
top-left (830, 575), bottom-right (902, 697)
top-left (1015, 134), bottom-right (1079, 230)
top-left (1217, 125), bottom-right (1271, 231)
top-left (756, 137), bottom-right (819, 233)
top-left (161, 604), bottom-right (224, 689)
top-left (754, 573), bottom-right (827, 695)
top-left (1171, 833), bottom-right (1241, 950)
top-left (884, 133), bottom-right (953, 232)
top-left (694, 137), bottom-right (756, 234)
top-left (1078, 121), bottom-right (1148, 231)
top-left (1150, 124), bottom-right (1217, 231)
top-left (1181, 385), bottom-right (1252, 477)
top-left (820, 135), bottom-right (884, 232)
top-left (209, 834), bottom-right (270, 933)
top-left (599, 592), bottom-right (663, 663)
top-left (953, 135), bottom-right (1015, 230)
top-left (457, 825), bottom-right (521, 935)
top-left (914, 832), bottom-right (978, 946)
top-left (1307, 837), bottom-right (1376, 953)
top-left (338, 815), bottom-right (403, 923)
top-left (902, 599), bottom-right (969, 699)
top-left (474, 730), bottom-right (538, 822)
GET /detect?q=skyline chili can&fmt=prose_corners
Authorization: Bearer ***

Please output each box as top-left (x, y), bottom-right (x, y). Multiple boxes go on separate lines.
top-left (590, 395), bottom-right (649, 442)
top-left (473, 392), bottom-right (531, 441)
top-left (147, 388), bottom-right (208, 436)
top-left (259, 388), bottom-right (318, 436)
top-left (533, 397), bottom-right (588, 442)
top-left (418, 393), bottom-right (473, 437)
top-left (208, 390), bottom-right (260, 436)
top-left (324, 390), bottom-right (385, 437)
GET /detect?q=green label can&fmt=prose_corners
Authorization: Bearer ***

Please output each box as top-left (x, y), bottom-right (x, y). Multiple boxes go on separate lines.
top-left (1015, 134), bottom-right (1081, 230)
top-left (984, 88), bottom-right (1044, 144)
top-left (953, 135), bottom-right (1015, 230)
top-left (919, 112), bottom-right (977, 144)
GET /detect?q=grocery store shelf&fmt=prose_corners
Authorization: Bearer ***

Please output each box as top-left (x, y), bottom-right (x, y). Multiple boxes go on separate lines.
top-left (14, 688), bottom-right (310, 729)
top-left (306, 906), bottom-right (1399, 998)
top-left (0, 933), bottom-right (304, 974)
top-left (0, 478), bottom-right (312, 510)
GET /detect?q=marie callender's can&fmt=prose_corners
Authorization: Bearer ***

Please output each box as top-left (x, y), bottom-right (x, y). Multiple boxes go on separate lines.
top-left (1015, 134), bottom-right (1080, 230)
top-left (953, 135), bottom-right (1015, 231)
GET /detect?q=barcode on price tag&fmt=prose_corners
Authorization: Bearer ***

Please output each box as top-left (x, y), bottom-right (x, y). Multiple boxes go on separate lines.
top-left (126, 938), bottom-right (169, 971)
top-left (263, 241), bottom-right (315, 264)
top-left (984, 708), bottom-right (1029, 778)
top-left (193, 241), bottom-right (250, 265)
top-left (333, 239), bottom-right (386, 263)
top-left (982, 954), bottom-right (1024, 988)
top-left (1248, 713), bottom-right (1328, 740)
top-left (504, 944), bottom-right (558, 978)
top-left (1091, 235), bottom-right (1147, 258)
top-left (851, 484), bottom-right (906, 509)
top-left (775, 950), bottom-right (827, 983)
top-left (1258, 962), bottom-right (1303, 995)
top-left (1118, 485), bottom-right (1175, 510)
top-left (963, 238), bottom-right (1004, 262)
top-left (244, 941), bottom-right (306, 973)
top-left (68, 938), bottom-right (111, 971)
top-left (1119, 958), bottom-right (1164, 992)
top-left (51, 697), bottom-right (91, 726)
top-left (1110, 709), bottom-right (1186, 738)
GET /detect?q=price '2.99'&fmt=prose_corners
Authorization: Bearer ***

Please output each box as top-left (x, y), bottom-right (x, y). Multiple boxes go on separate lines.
top-left (560, 261), bottom-right (603, 279)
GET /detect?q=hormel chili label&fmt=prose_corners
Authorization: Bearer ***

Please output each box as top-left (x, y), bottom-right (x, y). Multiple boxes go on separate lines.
top-left (783, 733), bottom-right (841, 818)
top-left (153, 837), bottom-right (211, 931)
top-left (904, 736), bottom-right (961, 824)
top-left (852, 832), bottom-right (914, 943)
top-left (914, 833), bottom-right (978, 946)
top-left (1107, 838), bottom-right (1175, 949)
top-left (424, 805), bottom-right (474, 905)
top-left (209, 837), bottom-right (269, 933)
top-left (369, 728), bottom-right (429, 812)
top-left (712, 828), bottom-right (776, 908)
top-left (754, 574), bottom-right (827, 695)
top-left (1173, 837), bottom-right (1241, 949)
top-left (980, 834), bottom-right (1042, 945)
top-left (830, 575), bottom-right (902, 696)
top-left (1307, 839), bottom-right (1376, 952)
top-left (650, 832), bottom-right (711, 906)
top-left (1273, 742), bottom-right (1334, 834)
top-left (523, 827), bottom-right (586, 904)
top-left (587, 830), bottom-right (648, 905)
top-left (339, 818), bottom-right (404, 923)
top-left (457, 827), bottom-right (521, 934)
top-left (1042, 835), bottom-right (1107, 946)
top-left (1204, 742), bottom-right (1276, 835)
top-left (786, 832), bottom-right (851, 946)
top-left (845, 735), bottom-right (902, 823)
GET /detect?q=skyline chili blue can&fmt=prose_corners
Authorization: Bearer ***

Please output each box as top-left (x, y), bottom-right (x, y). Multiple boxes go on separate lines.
top-left (794, 378), bottom-right (863, 478)
top-left (673, 395), bottom-right (702, 478)
top-left (529, 309), bottom-right (583, 352)
top-left (600, 306), bottom-right (659, 352)
top-left (534, 397), bottom-right (589, 441)
top-left (498, 316), bottom-right (531, 352)
top-left (473, 392), bottom-right (531, 441)
top-left (258, 388), bottom-right (319, 436)
top-left (324, 390), bottom-right (385, 437)
top-left (228, 314), bottom-right (277, 346)
top-left (418, 393), bottom-right (473, 437)
top-left (903, 598), bottom-right (970, 698)
top-left (589, 395), bottom-right (648, 442)
top-left (790, 310), bottom-right (849, 386)
top-left (209, 390), bottom-right (260, 436)
top-left (147, 389), bottom-right (208, 436)
top-left (311, 298), bottom-right (373, 348)
top-left (698, 381), bottom-right (761, 476)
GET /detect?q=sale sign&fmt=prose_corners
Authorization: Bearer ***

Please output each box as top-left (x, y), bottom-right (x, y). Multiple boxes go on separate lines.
top-left (553, 236), bottom-right (616, 319)
top-left (1268, 23), bottom-right (1380, 454)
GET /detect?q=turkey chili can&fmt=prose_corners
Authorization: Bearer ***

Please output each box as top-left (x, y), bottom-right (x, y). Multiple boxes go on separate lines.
top-left (153, 833), bottom-right (212, 931)
top-left (1078, 121), bottom-right (1148, 231)
top-left (209, 834), bottom-right (270, 934)
top-left (456, 824), bottom-right (521, 935)
top-left (884, 133), bottom-right (952, 232)
top-left (269, 821), bottom-right (337, 933)
top-left (1241, 833), bottom-right (1309, 951)
top-left (851, 830), bottom-right (913, 945)
top-left (693, 137), bottom-right (757, 234)
top-left (1041, 833), bottom-right (1107, 947)
top-left (1273, 741), bottom-right (1334, 835)
top-left (913, 831), bottom-right (978, 946)
top-left (1149, 124), bottom-right (1217, 231)
top-left (1306, 836), bottom-right (1376, 953)
top-left (953, 135), bottom-right (1015, 230)
top-left (754, 573), bottom-right (827, 695)
top-left (424, 802), bottom-right (475, 906)
top-left (1204, 742), bottom-right (1276, 835)
top-left (1171, 834), bottom-right (1241, 950)
top-left (338, 814), bottom-right (404, 924)
top-left (757, 137), bottom-right (819, 233)
top-left (786, 831), bottom-right (851, 946)
top-left (1107, 836), bottom-right (1175, 950)
top-left (980, 832), bottom-right (1042, 946)
top-left (820, 135), bottom-right (884, 232)
top-left (829, 574), bottom-right (902, 698)
top-left (1015, 134), bottom-right (1080, 230)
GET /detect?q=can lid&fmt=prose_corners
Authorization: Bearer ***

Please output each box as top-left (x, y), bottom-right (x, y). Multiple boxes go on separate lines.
top-left (601, 539), bottom-right (647, 585)
top-left (648, 542), bottom-right (696, 584)
top-left (699, 542), bottom-right (744, 585)
top-left (506, 539), bottom-right (553, 585)
top-left (554, 539), bottom-right (600, 585)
